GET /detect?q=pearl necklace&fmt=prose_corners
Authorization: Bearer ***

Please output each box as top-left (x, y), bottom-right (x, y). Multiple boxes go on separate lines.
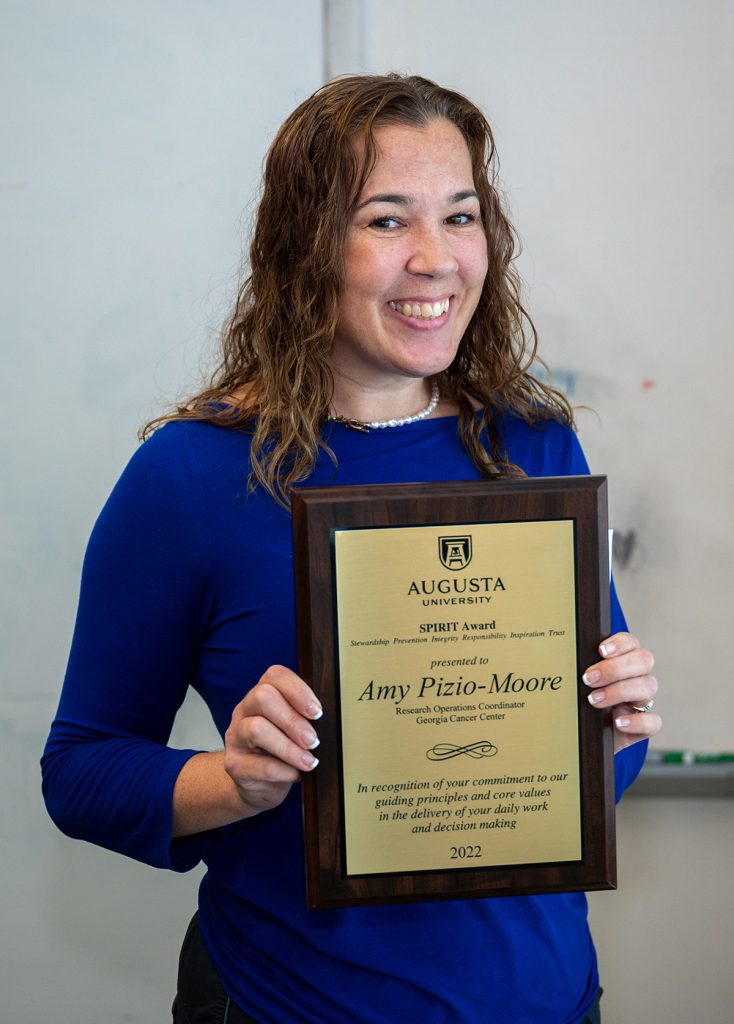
top-left (328, 382), bottom-right (440, 432)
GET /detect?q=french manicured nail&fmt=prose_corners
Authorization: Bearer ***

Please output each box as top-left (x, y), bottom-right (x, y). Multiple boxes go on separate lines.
top-left (302, 752), bottom-right (319, 770)
top-left (615, 717), bottom-right (631, 728)
top-left (588, 691), bottom-right (605, 705)
top-left (307, 702), bottom-right (323, 720)
top-left (302, 730), bottom-right (320, 750)
top-left (600, 642), bottom-right (616, 657)
top-left (583, 670), bottom-right (600, 685)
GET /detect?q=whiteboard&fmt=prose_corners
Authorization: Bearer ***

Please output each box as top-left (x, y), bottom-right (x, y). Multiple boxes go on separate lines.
top-left (361, 0), bottom-right (734, 752)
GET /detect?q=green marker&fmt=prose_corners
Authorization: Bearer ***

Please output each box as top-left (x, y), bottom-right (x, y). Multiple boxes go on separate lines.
top-left (648, 750), bottom-right (734, 765)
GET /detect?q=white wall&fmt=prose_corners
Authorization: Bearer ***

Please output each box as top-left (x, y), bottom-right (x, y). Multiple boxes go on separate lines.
top-left (588, 796), bottom-right (734, 1021)
top-left (1, 2), bottom-right (322, 1020)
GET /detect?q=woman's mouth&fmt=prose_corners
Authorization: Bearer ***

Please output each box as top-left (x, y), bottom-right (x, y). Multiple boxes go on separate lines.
top-left (388, 298), bottom-right (450, 320)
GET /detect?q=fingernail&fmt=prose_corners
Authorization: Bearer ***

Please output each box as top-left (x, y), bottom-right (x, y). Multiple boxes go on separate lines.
top-left (600, 642), bottom-right (616, 657)
top-left (583, 670), bottom-right (600, 685)
top-left (302, 752), bottom-right (319, 770)
top-left (307, 702), bottom-right (323, 720)
top-left (302, 731), bottom-right (320, 750)
top-left (588, 691), bottom-right (605, 705)
top-left (615, 717), bottom-right (631, 728)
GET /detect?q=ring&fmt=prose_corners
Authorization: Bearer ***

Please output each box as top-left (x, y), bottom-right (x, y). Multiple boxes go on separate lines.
top-left (631, 699), bottom-right (654, 713)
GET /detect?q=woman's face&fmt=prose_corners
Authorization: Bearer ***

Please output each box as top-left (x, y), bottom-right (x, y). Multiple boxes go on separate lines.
top-left (330, 118), bottom-right (488, 396)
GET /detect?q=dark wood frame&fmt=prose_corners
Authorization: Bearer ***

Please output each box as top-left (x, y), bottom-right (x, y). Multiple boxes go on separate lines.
top-left (292, 477), bottom-right (616, 909)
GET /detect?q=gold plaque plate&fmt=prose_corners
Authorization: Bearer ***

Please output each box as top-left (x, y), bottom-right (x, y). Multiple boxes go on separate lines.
top-left (335, 520), bottom-right (581, 876)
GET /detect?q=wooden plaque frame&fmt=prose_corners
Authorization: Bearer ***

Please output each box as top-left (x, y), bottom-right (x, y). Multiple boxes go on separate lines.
top-left (292, 477), bottom-right (616, 909)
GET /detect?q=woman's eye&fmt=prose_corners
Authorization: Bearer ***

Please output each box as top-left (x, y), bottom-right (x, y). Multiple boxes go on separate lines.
top-left (369, 216), bottom-right (401, 230)
top-left (446, 212), bottom-right (476, 226)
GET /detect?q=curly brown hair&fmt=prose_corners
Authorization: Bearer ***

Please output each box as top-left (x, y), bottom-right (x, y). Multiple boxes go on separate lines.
top-left (143, 73), bottom-right (573, 505)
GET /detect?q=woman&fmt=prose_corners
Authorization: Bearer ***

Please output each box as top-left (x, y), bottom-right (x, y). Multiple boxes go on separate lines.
top-left (42, 74), bottom-right (660, 1024)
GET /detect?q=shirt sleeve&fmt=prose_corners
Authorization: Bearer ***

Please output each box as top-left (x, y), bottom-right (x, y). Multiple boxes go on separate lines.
top-left (41, 425), bottom-right (215, 871)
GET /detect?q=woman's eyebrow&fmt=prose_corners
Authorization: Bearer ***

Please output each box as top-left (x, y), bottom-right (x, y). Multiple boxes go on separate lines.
top-left (356, 192), bottom-right (413, 210)
top-left (356, 189), bottom-right (479, 211)
top-left (449, 190), bottom-right (480, 203)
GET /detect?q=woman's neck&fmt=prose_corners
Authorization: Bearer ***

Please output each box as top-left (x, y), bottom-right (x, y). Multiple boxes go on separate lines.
top-left (329, 376), bottom-right (457, 423)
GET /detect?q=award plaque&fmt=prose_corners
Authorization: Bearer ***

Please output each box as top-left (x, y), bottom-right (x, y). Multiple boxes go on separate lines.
top-left (292, 477), bottom-right (616, 908)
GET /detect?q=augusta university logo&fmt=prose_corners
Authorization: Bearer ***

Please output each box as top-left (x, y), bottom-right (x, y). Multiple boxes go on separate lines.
top-left (438, 535), bottom-right (472, 571)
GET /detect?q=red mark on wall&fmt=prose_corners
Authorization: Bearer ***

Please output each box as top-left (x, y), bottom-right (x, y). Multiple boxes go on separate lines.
top-left (642, 379), bottom-right (656, 391)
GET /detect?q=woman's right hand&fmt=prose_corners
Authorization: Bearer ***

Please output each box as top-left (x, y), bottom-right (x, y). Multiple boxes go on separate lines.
top-left (223, 664), bottom-right (322, 816)
top-left (172, 665), bottom-right (322, 837)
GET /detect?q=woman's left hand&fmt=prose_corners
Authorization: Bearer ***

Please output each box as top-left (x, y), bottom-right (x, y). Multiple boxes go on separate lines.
top-left (582, 632), bottom-right (661, 753)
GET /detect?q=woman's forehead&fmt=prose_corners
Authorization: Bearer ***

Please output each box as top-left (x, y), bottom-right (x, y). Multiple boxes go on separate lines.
top-left (355, 119), bottom-right (475, 197)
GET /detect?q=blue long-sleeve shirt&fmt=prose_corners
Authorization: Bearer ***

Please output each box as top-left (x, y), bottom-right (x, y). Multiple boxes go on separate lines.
top-left (43, 413), bottom-right (645, 1024)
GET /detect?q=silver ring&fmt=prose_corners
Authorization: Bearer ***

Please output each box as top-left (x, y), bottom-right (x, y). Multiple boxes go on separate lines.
top-left (631, 698), bottom-right (654, 713)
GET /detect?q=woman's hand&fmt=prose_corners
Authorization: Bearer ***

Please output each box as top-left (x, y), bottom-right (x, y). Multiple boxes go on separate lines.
top-left (224, 664), bottom-right (322, 816)
top-left (172, 665), bottom-right (322, 838)
top-left (582, 632), bottom-right (661, 753)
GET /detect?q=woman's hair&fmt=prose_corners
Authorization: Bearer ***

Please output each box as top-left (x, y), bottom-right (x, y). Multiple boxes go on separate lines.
top-left (143, 73), bottom-right (573, 505)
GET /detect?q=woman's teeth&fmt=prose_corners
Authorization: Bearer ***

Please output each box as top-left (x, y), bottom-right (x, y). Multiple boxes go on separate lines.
top-left (389, 298), bottom-right (450, 320)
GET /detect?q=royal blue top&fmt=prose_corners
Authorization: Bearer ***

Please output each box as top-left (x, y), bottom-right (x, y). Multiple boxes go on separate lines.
top-left (42, 413), bottom-right (645, 1024)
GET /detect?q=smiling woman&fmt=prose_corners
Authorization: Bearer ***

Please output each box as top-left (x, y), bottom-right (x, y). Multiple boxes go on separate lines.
top-left (42, 73), bottom-right (660, 1024)
top-left (143, 72), bottom-right (577, 505)
top-left (330, 119), bottom-right (488, 418)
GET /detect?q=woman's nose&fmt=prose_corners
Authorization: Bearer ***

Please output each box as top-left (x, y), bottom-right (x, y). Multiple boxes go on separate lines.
top-left (405, 228), bottom-right (459, 277)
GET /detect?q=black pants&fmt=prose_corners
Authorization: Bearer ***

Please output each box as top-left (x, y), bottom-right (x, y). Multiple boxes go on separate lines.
top-left (172, 913), bottom-right (260, 1024)
top-left (583, 989), bottom-right (602, 1024)
top-left (172, 912), bottom-right (602, 1024)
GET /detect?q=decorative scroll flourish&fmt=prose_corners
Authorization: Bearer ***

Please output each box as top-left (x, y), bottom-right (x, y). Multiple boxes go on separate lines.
top-left (426, 741), bottom-right (498, 761)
